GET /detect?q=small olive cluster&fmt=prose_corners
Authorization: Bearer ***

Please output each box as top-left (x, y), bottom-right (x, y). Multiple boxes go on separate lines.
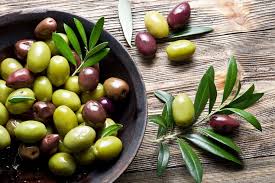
top-left (0, 17), bottom-right (129, 176)
top-left (135, 1), bottom-right (196, 61)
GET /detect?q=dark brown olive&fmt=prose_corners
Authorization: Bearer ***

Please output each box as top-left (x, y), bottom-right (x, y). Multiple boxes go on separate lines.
top-left (79, 67), bottom-right (99, 92)
top-left (103, 77), bottom-right (129, 101)
top-left (209, 114), bottom-right (240, 134)
top-left (135, 32), bottom-right (157, 58)
top-left (82, 100), bottom-right (106, 127)
top-left (34, 17), bottom-right (57, 40)
top-left (5, 119), bottom-right (21, 138)
top-left (33, 101), bottom-right (56, 123)
top-left (72, 51), bottom-right (81, 67)
top-left (40, 134), bottom-right (60, 155)
top-left (18, 144), bottom-right (40, 161)
top-left (167, 2), bottom-right (191, 29)
top-left (98, 97), bottom-right (114, 115)
top-left (15, 39), bottom-right (34, 60)
top-left (6, 68), bottom-right (34, 89)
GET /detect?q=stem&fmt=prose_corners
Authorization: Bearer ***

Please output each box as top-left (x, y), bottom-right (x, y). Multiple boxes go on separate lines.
top-left (72, 62), bottom-right (85, 76)
top-left (153, 132), bottom-right (182, 143)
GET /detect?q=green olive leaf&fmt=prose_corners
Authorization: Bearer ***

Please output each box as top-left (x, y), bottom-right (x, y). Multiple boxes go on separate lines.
top-left (226, 93), bottom-right (264, 110)
top-left (148, 115), bottom-right (167, 129)
top-left (206, 66), bottom-right (217, 114)
top-left (157, 126), bottom-right (168, 138)
top-left (52, 33), bottom-right (77, 65)
top-left (64, 23), bottom-right (82, 59)
top-left (222, 56), bottom-right (238, 103)
top-left (184, 134), bottom-right (242, 165)
top-left (177, 138), bottom-right (203, 183)
top-left (82, 48), bottom-right (110, 68)
top-left (74, 18), bottom-right (88, 49)
top-left (233, 81), bottom-right (241, 100)
top-left (157, 143), bottom-right (170, 176)
top-left (84, 42), bottom-right (108, 61)
top-left (100, 124), bottom-right (123, 138)
top-left (199, 128), bottom-right (241, 153)
top-left (89, 17), bottom-right (104, 49)
top-left (8, 96), bottom-right (35, 104)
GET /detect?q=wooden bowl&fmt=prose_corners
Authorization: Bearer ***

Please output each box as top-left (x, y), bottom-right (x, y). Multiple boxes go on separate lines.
top-left (0, 10), bottom-right (147, 183)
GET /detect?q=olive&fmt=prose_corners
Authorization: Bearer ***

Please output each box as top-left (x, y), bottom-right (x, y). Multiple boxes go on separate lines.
top-left (65, 76), bottom-right (80, 94)
top-left (52, 89), bottom-right (81, 111)
top-left (14, 39), bottom-right (35, 60)
top-left (0, 103), bottom-right (9, 125)
top-left (33, 101), bottom-right (56, 123)
top-left (47, 56), bottom-right (70, 87)
top-left (135, 32), bottom-right (157, 58)
top-left (0, 125), bottom-right (11, 150)
top-left (101, 118), bottom-right (117, 136)
top-left (18, 144), bottom-right (40, 161)
top-left (33, 76), bottom-right (53, 101)
top-left (94, 136), bottom-right (123, 161)
top-left (58, 140), bottom-right (73, 153)
top-left (103, 77), bottom-right (129, 101)
top-left (167, 2), bottom-right (191, 29)
top-left (144, 11), bottom-right (169, 38)
top-left (64, 126), bottom-right (96, 152)
top-left (46, 33), bottom-right (69, 55)
top-left (82, 100), bottom-right (107, 128)
top-left (74, 145), bottom-right (96, 165)
top-left (5, 88), bottom-right (35, 114)
top-left (81, 83), bottom-right (105, 103)
top-left (15, 120), bottom-right (47, 143)
top-left (53, 105), bottom-right (78, 136)
top-left (5, 119), bottom-right (21, 137)
top-left (79, 67), bottom-right (99, 92)
top-left (172, 93), bottom-right (194, 127)
top-left (209, 115), bottom-right (240, 134)
top-left (34, 17), bottom-right (57, 40)
top-left (0, 58), bottom-right (23, 80)
top-left (0, 80), bottom-right (14, 104)
top-left (48, 152), bottom-right (76, 176)
top-left (40, 134), bottom-right (60, 155)
top-left (76, 105), bottom-right (85, 124)
top-left (72, 51), bottom-right (81, 67)
top-left (98, 97), bottom-right (115, 115)
top-left (166, 40), bottom-right (196, 61)
top-left (6, 68), bottom-right (34, 89)
top-left (27, 41), bottom-right (51, 73)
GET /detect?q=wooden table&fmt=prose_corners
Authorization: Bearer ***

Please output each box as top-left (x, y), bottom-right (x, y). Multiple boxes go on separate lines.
top-left (1, 0), bottom-right (275, 182)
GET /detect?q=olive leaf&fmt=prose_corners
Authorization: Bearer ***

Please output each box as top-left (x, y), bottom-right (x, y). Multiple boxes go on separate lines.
top-left (149, 115), bottom-right (167, 129)
top-left (82, 48), bottom-right (110, 68)
top-left (207, 66), bottom-right (217, 114)
top-left (74, 18), bottom-right (88, 49)
top-left (52, 33), bottom-right (77, 65)
top-left (8, 96), bottom-right (35, 104)
top-left (233, 81), bottom-right (241, 100)
top-left (89, 17), bottom-right (104, 49)
top-left (100, 124), bottom-right (123, 138)
top-left (177, 138), bottom-right (203, 183)
top-left (157, 126), bottom-right (168, 138)
top-left (84, 42), bottom-right (108, 61)
top-left (64, 23), bottom-right (82, 59)
top-left (226, 93), bottom-right (264, 110)
top-left (157, 143), bottom-right (170, 176)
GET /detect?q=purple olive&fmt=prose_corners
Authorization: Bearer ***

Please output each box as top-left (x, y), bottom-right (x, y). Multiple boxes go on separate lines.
top-left (78, 67), bottom-right (99, 92)
top-left (82, 100), bottom-right (106, 128)
top-left (135, 32), bottom-right (157, 58)
top-left (18, 144), bottom-right (40, 161)
top-left (6, 68), bottom-right (34, 89)
top-left (98, 97), bottom-right (114, 115)
top-left (33, 101), bottom-right (56, 123)
top-left (167, 2), bottom-right (191, 29)
top-left (209, 114), bottom-right (240, 134)
top-left (103, 77), bottom-right (129, 101)
top-left (14, 39), bottom-right (35, 60)
top-left (34, 17), bottom-right (57, 40)
top-left (40, 134), bottom-right (60, 155)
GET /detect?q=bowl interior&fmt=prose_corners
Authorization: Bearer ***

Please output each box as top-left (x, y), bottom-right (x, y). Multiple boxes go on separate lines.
top-left (0, 10), bottom-right (147, 183)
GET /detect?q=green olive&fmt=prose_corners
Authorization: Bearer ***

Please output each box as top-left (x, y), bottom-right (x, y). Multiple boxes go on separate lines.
top-left (27, 41), bottom-right (51, 73)
top-left (76, 105), bottom-right (85, 124)
top-left (94, 136), bottom-right (123, 161)
top-left (144, 11), bottom-right (169, 38)
top-left (5, 119), bottom-right (21, 137)
top-left (52, 89), bottom-right (81, 111)
top-left (14, 120), bottom-right (47, 143)
top-left (46, 33), bottom-right (69, 55)
top-left (65, 76), bottom-right (80, 94)
top-left (53, 105), bottom-right (78, 136)
top-left (0, 103), bottom-right (9, 126)
top-left (166, 40), bottom-right (196, 61)
top-left (81, 83), bottom-right (105, 103)
top-left (58, 140), bottom-right (73, 153)
top-left (48, 152), bottom-right (76, 176)
top-left (64, 126), bottom-right (96, 152)
top-left (0, 80), bottom-right (14, 104)
top-left (0, 125), bottom-right (11, 150)
top-left (0, 58), bottom-right (23, 80)
top-left (47, 56), bottom-right (70, 87)
top-left (74, 145), bottom-right (96, 165)
top-left (172, 93), bottom-right (194, 127)
top-left (5, 88), bottom-right (35, 114)
top-left (33, 76), bottom-right (53, 101)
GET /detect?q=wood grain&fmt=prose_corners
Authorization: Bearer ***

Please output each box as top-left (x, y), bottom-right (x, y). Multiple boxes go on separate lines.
top-left (0, 0), bottom-right (275, 182)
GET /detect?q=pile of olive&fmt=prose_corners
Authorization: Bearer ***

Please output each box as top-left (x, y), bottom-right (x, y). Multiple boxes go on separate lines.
top-left (0, 17), bottom-right (129, 176)
top-left (135, 1), bottom-right (196, 61)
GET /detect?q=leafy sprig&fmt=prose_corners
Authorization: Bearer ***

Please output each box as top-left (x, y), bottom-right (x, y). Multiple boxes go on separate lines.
top-left (149, 56), bottom-right (264, 183)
